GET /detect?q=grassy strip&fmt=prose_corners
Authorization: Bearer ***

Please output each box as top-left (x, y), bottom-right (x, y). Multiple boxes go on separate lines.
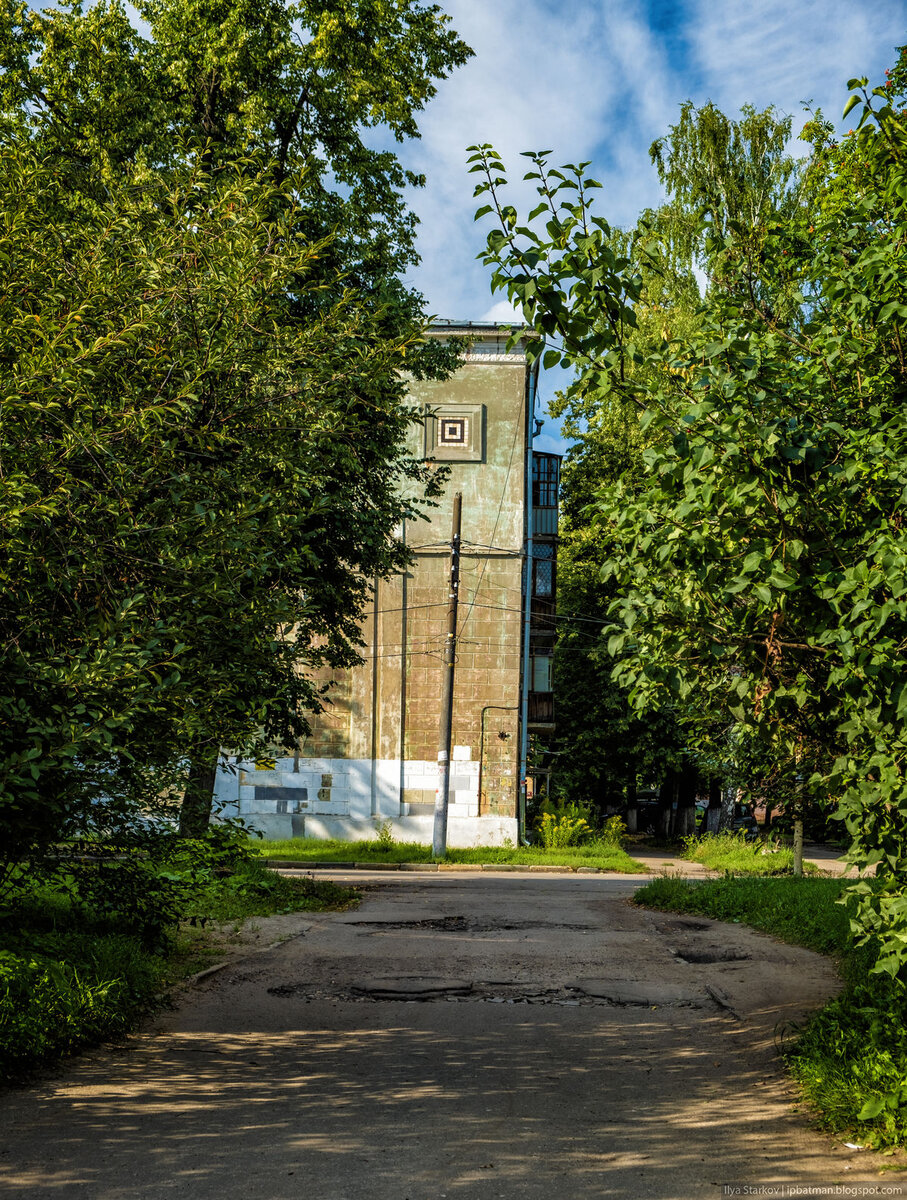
top-left (681, 831), bottom-right (797, 875)
top-left (253, 836), bottom-right (644, 872)
top-left (634, 874), bottom-right (907, 1149)
top-left (0, 862), bottom-right (357, 1083)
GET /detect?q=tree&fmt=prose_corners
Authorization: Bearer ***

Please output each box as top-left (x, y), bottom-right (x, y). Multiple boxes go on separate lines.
top-left (0, 0), bottom-right (470, 303)
top-left (0, 0), bottom-right (471, 846)
top-left (503, 109), bottom-right (798, 832)
top-left (0, 148), bottom-right (441, 861)
top-left (469, 54), bottom-right (907, 973)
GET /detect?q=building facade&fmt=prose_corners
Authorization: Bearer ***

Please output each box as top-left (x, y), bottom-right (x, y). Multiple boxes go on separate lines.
top-left (213, 324), bottom-right (560, 845)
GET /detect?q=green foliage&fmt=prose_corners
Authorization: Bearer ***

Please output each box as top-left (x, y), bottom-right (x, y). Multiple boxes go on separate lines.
top-left (537, 812), bottom-right (592, 849)
top-left (534, 797), bottom-right (594, 848)
top-left (182, 862), bottom-right (357, 922)
top-left (0, 855), bottom-right (357, 1080)
top-left (0, 0), bottom-right (471, 856)
top-left (0, 951), bottom-right (136, 1080)
top-left (634, 873), bottom-right (857, 962)
top-left (789, 978), bottom-right (907, 1148)
top-left (253, 837), bottom-right (645, 871)
top-left (681, 831), bottom-right (795, 874)
top-left (0, 0), bottom-right (471, 300)
top-left (471, 54), bottom-right (907, 976)
top-left (601, 815), bottom-right (628, 847)
top-left (0, 141), bottom-right (442, 859)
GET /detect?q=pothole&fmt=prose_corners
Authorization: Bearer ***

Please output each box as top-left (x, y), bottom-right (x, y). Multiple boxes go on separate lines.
top-left (569, 979), bottom-right (703, 1006)
top-left (351, 977), bottom-right (473, 1000)
top-left (345, 916), bottom-right (472, 933)
top-left (266, 978), bottom-right (712, 1008)
top-left (345, 917), bottom-right (596, 934)
top-left (654, 919), bottom-right (713, 934)
top-left (675, 947), bottom-right (751, 964)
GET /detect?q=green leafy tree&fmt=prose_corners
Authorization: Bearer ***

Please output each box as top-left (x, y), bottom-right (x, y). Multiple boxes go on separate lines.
top-left (0, 0), bottom-right (471, 844)
top-left (0, 149), bottom-right (441, 860)
top-left (0, 0), bottom-right (470, 304)
top-left (470, 58), bottom-right (907, 973)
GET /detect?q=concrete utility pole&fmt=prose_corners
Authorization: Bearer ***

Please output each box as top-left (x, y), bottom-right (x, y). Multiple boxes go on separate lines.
top-left (432, 493), bottom-right (462, 858)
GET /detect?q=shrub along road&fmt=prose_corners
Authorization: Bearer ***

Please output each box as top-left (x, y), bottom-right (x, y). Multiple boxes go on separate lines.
top-left (0, 873), bottom-right (902, 1199)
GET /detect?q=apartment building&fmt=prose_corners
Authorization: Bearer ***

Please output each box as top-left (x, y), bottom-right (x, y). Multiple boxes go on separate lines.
top-left (214, 323), bottom-right (560, 846)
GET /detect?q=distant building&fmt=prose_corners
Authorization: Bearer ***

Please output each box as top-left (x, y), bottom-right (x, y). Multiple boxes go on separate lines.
top-left (214, 323), bottom-right (560, 845)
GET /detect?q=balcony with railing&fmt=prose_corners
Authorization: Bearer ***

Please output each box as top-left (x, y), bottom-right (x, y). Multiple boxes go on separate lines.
top-left (528, 692), bottom-right (555, 725)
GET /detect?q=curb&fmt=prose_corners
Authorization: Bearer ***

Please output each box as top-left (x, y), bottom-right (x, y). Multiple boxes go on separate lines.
top-left (263, 860), bottom-right (614, 875)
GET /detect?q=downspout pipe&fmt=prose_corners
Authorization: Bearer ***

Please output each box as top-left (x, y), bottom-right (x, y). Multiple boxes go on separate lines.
top-left (518, 357), bottom-right (540, 845)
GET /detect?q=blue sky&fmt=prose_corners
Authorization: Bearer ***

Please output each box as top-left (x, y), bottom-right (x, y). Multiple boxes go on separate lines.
top-left (395, 0), bottom-right (907, 455)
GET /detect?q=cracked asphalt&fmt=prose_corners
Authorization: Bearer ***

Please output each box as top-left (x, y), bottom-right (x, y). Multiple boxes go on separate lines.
top-left (1, 873), bottom-right (902, 1200)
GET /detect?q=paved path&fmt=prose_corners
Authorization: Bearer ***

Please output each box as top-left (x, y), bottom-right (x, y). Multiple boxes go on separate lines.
top-left (1, 874), bottom-right (900, 1200)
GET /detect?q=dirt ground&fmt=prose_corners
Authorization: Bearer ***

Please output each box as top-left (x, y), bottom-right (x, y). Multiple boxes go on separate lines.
top-left (1, 872), bottom-right (903, 1200)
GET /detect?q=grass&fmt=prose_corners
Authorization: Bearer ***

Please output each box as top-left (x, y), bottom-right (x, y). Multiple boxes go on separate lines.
top-left (634, 873), bottom-right (907, 1150)
top-left (634, 873), bottom-right (853, 954)
top-left (0, 859), bottom-right (358, 1083)
top-left (681, 830), bottom-right (798, 875)
top-left (252, 835), bottom-right (645, 872)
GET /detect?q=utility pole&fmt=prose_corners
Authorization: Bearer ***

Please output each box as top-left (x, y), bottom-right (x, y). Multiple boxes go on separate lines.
top-left (432, 493), bottom-right (462, 858)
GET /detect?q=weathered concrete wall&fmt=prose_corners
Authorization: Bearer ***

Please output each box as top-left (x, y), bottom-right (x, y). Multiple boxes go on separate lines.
top-left (236, 339), bottom-right (530, 844)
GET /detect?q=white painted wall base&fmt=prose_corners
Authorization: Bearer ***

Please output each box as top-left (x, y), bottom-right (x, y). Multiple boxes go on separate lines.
top-left (212, 755), bottom-right (516, 847)
top-left (239, 813), bottom-right (517, 848)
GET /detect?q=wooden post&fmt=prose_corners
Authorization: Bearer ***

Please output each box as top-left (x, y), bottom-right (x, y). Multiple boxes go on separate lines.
top-left (432, 493), bottom-right (462, 858)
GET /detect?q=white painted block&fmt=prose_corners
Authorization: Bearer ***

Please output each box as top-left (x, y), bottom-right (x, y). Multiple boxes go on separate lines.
top-left (452, 745), bottom-right (471, 761)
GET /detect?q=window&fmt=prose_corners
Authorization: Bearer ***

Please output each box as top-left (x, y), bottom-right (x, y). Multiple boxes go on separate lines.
top-left (530, 655), bottom-right (552, 692)
top-left (533, 454), bottom-right (559, 507)
top-left (532, 543), bottom-right (555, 597)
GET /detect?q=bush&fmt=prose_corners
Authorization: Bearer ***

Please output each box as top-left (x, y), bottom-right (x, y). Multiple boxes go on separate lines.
top-left (535, 799), bottom-right (594, 849)
top-left (600, 815), bottom-right (628, 848)
top-left (0, 941), bottom-right (163, 1081)
top-left (537, 812), bottom-right (592, 849)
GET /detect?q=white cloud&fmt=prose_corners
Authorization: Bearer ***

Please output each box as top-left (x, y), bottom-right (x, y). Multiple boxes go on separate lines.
top-left (481, 299), bottom-right (523, 324)
top-left (686, 0), bottom-right (906, 131)
top-left (400, 0), bottom-right (674, 319)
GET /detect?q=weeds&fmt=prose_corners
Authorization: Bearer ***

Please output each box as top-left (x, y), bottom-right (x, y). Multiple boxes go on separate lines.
top-left (682, 830), bottom-right (795, 875)
top-left (373, 820), bottom-right (396, 851)
top-left (537, 811), bottom-right (591, 848)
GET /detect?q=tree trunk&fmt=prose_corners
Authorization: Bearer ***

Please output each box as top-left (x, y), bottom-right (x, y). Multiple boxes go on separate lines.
top-left (793, 815), bottom-right (804, 877)
top-left (625, 774), bottom-right (638, 834)
top-left (706, 777), bottom-right (722, 834)
top-left (655, 769), bottom-right (676, 840)
top-left (179, 747), bottom-right (220, 838)
top-left (674, 762), bottom-right (698, 839)
top-left (719, 785), bottom-right (736, 832)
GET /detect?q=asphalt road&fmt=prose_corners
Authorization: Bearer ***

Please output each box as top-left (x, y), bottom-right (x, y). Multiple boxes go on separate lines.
top-left (1, 873), bottom-right (901, 1200)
